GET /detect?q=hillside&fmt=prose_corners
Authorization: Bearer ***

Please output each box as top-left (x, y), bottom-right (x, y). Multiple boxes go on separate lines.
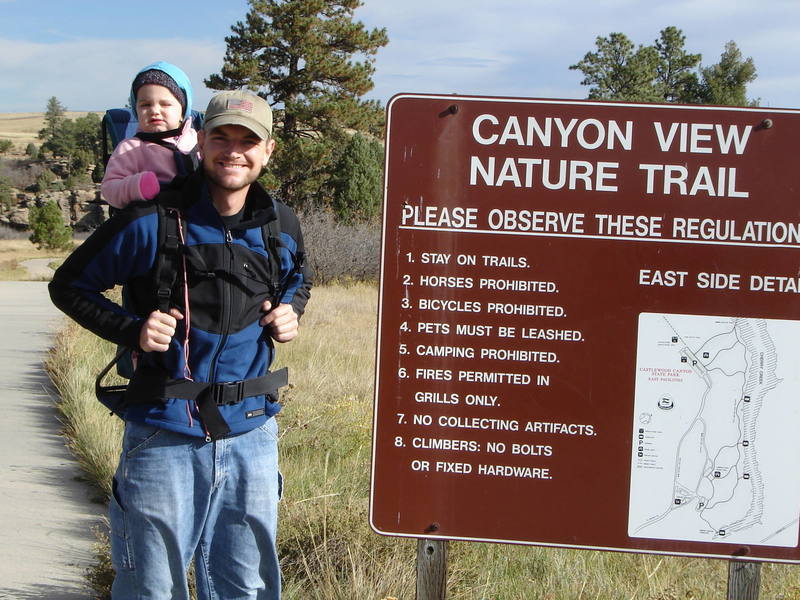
top-left (0, 112), bottom-right (99, 149)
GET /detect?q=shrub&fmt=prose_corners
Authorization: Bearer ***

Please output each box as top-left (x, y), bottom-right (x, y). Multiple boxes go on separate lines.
top-left (298, 206), bottom-right (380, 284)
top-left (28, 200), bottom-right (72, 250)
top-left (0, 158), bottom-right (46, 190)
top-left (330, 133), bottom-right (384, 223)
top-left (0, 139), bottom-right (13, 154)
top-left (69, 148), bottom-right (95, 184)
top-left (25, 143), bottom-right (38, 159)
top-left (34, 170), bottom-right (55, 193)
top-left (92, 161), bottom-right (105, 183)
top-left (64, 174), bottom-right (82, 190)
top-left (0, 176), bottom-right (12, 209)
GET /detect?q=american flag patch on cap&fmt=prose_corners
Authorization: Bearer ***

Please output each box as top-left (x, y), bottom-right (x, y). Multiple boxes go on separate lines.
top-left (227, 99), bottom-right (253, 112)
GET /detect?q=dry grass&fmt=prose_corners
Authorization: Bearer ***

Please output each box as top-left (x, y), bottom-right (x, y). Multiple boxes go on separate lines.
top-left (274, 284), bottom-right (418, 599)
top-left (0, 238), bottom-right (73, 280)
top-left (46, 283), bottom-right (800, 599)
top-left (0, 111), bottom-right (99, 149)
top-left (48, 321), bottom-right (123, 499)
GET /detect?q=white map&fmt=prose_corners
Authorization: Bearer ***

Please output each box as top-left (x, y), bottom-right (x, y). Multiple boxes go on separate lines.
top-left (628, 312), bottom-right (800, 547)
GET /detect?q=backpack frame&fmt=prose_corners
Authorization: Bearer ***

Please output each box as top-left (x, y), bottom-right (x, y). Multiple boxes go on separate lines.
top-left (101, 107), bottom-right (204, 166)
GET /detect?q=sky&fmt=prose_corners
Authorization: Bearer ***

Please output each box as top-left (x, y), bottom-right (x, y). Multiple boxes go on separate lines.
top-left (1, 0), bottom-right (799, 114)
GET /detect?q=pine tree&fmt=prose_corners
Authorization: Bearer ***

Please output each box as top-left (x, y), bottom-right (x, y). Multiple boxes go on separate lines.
top-left (699, 42), bottom-right (758, 106)
top-left (39, 106), bottom-right (102, 181)
top-left (571, 27), bottom-right (757, 106)
top-left (28, 200), bottom-right (72, 250)
top-left (69, 113), bottom-right (103, 181)
top-left (653, 27), bottom-right (701, 103)
top-left (570, 32), bottom-right (660, 102)
top-left (39, 96), bottom-right (66, 143)
top-left (206, 0), bottom-right (388, 207)
top-left (331, 133), bottom-right (383, 222)
top-left (0, 176), bottom-right (13, 209)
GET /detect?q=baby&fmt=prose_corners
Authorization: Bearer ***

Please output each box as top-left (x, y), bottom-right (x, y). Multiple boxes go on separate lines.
top-left (102, 61), bottom-right (198, 208)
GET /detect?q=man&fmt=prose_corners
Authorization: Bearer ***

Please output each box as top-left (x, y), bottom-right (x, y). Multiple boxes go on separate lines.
top-left (50, 90), bottom-right (312, 599)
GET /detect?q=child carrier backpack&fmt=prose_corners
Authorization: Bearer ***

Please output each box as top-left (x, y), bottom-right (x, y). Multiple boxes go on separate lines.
top-left (101, 107), bottom-right (204, 375)
top-left (101, 107), bottom-right (204, 170)
top-left (96, 108), bottom-right (306, 438)
top-left (94, 186), bottom-right (305, 438)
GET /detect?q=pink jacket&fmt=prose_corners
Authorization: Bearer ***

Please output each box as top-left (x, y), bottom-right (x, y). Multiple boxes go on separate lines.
top-left (101, 119), bottom-right (199, 209)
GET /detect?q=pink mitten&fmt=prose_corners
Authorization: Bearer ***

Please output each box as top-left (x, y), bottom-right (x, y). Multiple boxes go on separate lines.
top-left (139, 171), bottom-right (160, 200)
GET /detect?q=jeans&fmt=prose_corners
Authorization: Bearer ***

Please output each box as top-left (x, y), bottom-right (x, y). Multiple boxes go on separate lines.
top-left (109, 418), bottom-right (282, 599)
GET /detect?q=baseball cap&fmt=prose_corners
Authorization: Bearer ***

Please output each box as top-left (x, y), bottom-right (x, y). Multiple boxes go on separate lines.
top-left (204, 90), bottom-right (273, 140)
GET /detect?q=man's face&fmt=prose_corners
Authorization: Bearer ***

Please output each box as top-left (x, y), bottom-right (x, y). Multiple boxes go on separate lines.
top-left (199, 124), bottom-right (275, 193)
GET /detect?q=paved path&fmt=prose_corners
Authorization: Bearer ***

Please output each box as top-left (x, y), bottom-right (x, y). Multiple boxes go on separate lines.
top-left (0, 282), bottom-right (103, 599)
top-left (19, 258), bottom-right (56, 280)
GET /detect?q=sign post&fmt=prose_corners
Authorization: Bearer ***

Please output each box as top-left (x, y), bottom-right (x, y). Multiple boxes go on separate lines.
top-left (416, 539), bottom-right (448, 600)
top-left (371, 94), bottom-right (800, 567)
top-left (728, 560), bottom-right (761, 600)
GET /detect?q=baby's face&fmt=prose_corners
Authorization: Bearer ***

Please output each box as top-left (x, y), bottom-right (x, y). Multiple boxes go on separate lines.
top-left (136, 84), bottom-right (183, 133)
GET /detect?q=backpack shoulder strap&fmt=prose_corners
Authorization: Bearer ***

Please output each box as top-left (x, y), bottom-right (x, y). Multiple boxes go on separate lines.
top-left (266, 196), bottom-right (282, 244)
top-left (154, 202), bottom-right (182, 313)
top-left (260, 197), bottom-right (282, 304)
top-left (261, 197), bottom-right (306, 306)
top-left (152, 174), bottom-right (207, 313)
top-left (177, 146), bottom-right (201, 176)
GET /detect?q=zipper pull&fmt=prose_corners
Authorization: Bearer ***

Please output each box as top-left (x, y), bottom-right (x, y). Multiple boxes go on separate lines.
top-left (225, 229), bottom-right (233, 244)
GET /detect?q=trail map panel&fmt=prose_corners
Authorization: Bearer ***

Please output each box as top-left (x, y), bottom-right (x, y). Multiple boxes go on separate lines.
top-left (629, 313), bottom-right (800, 548)
top-left (370, 93), bottom-right (800, 562)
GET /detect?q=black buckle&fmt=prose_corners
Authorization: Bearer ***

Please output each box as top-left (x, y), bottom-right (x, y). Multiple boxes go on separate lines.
top-left (212, 380), bottom-right (244, 406)
top-left (164, 233), bottom-right (180, 251)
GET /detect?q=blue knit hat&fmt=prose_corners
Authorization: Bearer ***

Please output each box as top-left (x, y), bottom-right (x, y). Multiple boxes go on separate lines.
top-left (129, 61), bottom-right (193, 120)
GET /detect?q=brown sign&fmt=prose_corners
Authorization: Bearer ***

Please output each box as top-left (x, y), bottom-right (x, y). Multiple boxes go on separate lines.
top-left (371, 94), bottom-right (800, 562)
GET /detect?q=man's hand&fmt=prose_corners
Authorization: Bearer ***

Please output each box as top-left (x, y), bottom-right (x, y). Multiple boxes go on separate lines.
top-left (260, 301), bottom-right (299, 343)
top-left (139, 308), bottom-right (184, 352)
